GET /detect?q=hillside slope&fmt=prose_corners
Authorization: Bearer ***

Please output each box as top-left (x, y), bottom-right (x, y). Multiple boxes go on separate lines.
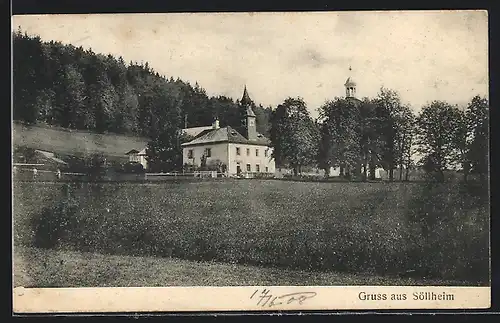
top-left (12, 122), bottom-right (149, 158)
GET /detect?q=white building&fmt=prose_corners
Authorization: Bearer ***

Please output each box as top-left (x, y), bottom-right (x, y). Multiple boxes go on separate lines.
top-left (181, 87), bottom-right (276, 177)
top-left (125, 148), bottom-right (148, 170)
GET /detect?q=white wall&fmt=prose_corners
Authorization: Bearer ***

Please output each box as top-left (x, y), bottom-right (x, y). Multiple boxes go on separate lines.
top-left (128, 154), bottom-right (147, 170)
top-left (182, 143), bottom-right (229, 168)
top-left (227, 143), bottom-right (275, 175)
top-left (328, 166), bottom-right (384, 178)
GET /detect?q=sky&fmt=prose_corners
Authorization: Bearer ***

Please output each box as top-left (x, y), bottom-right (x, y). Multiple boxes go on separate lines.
top-left (12, 11), bottom-right (488, 118)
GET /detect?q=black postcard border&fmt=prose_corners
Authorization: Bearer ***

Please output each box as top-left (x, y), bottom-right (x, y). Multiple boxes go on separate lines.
top-left (7, 0), bottom-right (499, 318)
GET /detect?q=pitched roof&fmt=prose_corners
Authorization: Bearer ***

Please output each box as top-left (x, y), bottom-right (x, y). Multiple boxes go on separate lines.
top-left (125, 149), bottom-right (140, 155)
top-left (181, 126), bottom-right (271, 147)
top-left (35, 149), bottom-right (68, 165)
top-left (181, 125), bottom-right (213, 138)
top-left (241, 85), bottom-right (252, 104)
top-left (345, 77), bottom-right (356, 86)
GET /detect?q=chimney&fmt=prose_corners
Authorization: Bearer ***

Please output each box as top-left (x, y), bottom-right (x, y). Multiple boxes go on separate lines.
top-left (212, 118), bottom-right (220, 130)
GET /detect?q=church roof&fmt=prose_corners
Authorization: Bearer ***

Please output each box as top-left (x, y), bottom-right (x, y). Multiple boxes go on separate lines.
top-left (240, 85), bottom-right (256, 117)
top-left (344, 77), bottom-right (356, 86)
top-left (241, 86), bottom-right (252, 103)
top-left (181, 126), bottom-right (270, 147)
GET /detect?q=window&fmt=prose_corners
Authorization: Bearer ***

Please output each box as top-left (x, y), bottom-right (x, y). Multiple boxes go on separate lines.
top-left (256, 164), bottom-right (260, 172)
top-left (236, 147), bottom-right (241, 155)
top-left (256, 149), bottom-right (259, 157)
top-left (205, 148), bottom-right (211, 158)
top-left (265, 166), bottom-right (269, 173)
top-left (246, 164), bottom-right (251, 172)
top-left (188, 150), bottom-right (193, 159)
top-left (246, 148), bottom-right (250, 156)
top-left (264, 149), bottom-right (268, 157)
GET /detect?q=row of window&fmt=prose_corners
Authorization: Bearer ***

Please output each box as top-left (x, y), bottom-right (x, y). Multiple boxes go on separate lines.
top-left (187, 147), bottom-right (269, 159)
top-left (236, 147), bottom-right (268, 157)
top-left (187, 148), bottom-right (212, 159)
top-left (242, 164), bottom-right (269, 173)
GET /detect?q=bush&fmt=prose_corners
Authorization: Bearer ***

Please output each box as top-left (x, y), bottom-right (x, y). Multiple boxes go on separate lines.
top-left (31, 184), bottom-right (80, 249)
top-left (122, 162), bottom-right (145, 174)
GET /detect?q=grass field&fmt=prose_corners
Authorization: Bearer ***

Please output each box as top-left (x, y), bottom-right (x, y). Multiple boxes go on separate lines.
top-left (13, 179), bottom-right (490, 287)
top-left (13, 246), bottom-right (468, 287)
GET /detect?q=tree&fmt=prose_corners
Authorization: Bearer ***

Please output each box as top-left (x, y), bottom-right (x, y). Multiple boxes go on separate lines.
top-left (358, 98), bottom-right (385, 181)
top-left (12, 31), bottom-right (47, 124)
top-left (403, 114), bottom-right (417, 181)
top-left (145, 83), bottom-right (183, 173)
top-left (270, 98), bottom-right (319, 175)
top-left (317, 97), bottom-right (361, 178)
top-left (317, 121), bottom-right (334, 177)
top-left (12, 29), bottom-right (275, 141)
top-left (61, 64), bottom-right (87, 129)
top-left (449, 107), bottom-right (470, 182)
top-left (466, 96), bottom-right (489, 182)
top-left (373, 87), bottom-right (406, 181)
top-left (395, 105), bottom-right (416, 181)
top-left (86, 153), bottom-right (106, 181)
top-left (416, 101), bottom-right (462, 182)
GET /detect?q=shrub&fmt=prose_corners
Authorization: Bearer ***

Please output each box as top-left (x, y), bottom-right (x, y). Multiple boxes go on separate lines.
top-left (31, 184), bottom-right (80, 249)
top-left (122, 162), bottom-right (145, 174)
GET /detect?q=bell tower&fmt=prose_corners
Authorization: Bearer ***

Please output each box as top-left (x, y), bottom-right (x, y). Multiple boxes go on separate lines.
top-left (240, 85), bottom-right (257, 141)
top-left (344, 66), bottom-right (357, 98)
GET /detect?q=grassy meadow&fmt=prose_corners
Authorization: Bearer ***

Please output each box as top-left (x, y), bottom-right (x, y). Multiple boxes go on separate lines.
top-left (13, 179), bottom-right (490, 286)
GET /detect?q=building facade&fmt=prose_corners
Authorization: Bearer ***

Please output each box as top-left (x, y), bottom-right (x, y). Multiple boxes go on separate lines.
top-left (125, 148), bottom-right (148, 170)
top-left (181, 87), bottom-right (276, 176)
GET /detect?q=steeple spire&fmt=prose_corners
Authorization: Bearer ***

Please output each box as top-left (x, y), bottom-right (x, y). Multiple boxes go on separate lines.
top-left (241, 85), bottom-right (251, 104)
top-left (239, 85), bottom-right (257, 140)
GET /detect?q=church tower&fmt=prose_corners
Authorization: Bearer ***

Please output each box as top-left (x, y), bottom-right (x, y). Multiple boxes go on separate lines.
top-left (240, 85), bottom-right (257, 141)
top-left (344, 66), bottom-right (357, 98)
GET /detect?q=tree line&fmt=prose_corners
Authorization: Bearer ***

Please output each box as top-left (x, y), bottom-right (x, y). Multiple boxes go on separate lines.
top-left (13, 29), bottom-right (488, 181)
top-left (13, 29), bottom-right (272, 171)
top-left (270, 90), bottom-right (489, 182)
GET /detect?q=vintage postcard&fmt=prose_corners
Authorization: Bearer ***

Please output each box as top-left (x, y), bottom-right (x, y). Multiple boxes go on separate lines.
top-left (11, 10), bottom-right (490, 313)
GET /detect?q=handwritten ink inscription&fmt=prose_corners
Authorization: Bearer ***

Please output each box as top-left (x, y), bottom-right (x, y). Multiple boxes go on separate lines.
top-left (250, 289), bottom-right (317, 308)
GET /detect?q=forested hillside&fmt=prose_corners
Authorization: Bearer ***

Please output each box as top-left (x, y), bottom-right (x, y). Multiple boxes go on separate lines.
top-left (12, 29), bottom-right (272, 139)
